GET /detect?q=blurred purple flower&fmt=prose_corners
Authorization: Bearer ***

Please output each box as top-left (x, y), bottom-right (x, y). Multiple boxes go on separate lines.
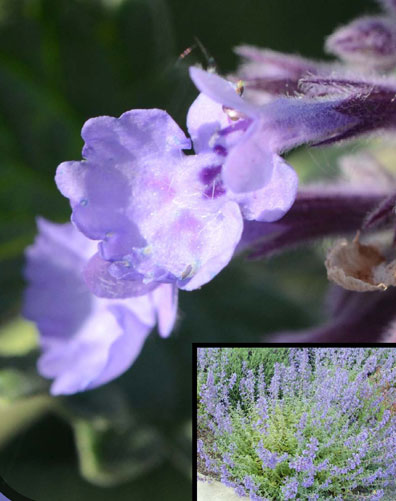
top-left (238, 152), bottom-right (396, 259)
top-left (370, 490), bottom-right (385, 501)
top-left (289, 437), bottom-right (319, 474)
top-left (23, 218), bottom-right (177, 395)
top-left (281, 477), bottom-right (299, 500)
top-left (238, 186), bottom-right (386, 258)
top-left (234, 485), bottom-right (247, 497)
top-left (257, 441), bottom-right (287, 470)
top-left (378, 0), bottom-right (396, 15)
top-left (270, 285), bottom-right (396, 342)
top-left (243, 475), bottom-right (259, 496)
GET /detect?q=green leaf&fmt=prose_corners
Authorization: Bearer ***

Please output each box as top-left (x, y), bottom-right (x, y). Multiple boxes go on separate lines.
top-left (167, 420), bottom-right (191, 479)
top-left (0, 367), bottom-right (46, 402)
top-left (0, 320), bottom-right (47, 402)
top-left (0, 394), bottom-right (53, 448)
top-left (0, 318), bottom-right (38, 356)
top-left (68, 387), bottom-right (164, 486)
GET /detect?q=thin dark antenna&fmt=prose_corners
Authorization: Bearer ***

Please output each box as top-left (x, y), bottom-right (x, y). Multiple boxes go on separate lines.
top-left (193, 37), bottom-right (217, 73)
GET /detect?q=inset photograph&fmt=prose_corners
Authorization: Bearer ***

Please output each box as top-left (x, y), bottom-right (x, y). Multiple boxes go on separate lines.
top-left (195, 347), bottom-right (396, 500)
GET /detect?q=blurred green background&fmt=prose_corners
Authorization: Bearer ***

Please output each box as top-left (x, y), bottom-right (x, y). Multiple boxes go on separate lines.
top-left (0, 0), bottom-right (376, 499)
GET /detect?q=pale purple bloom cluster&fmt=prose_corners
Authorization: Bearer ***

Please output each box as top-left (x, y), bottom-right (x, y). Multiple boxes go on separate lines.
top-left (281, 478), bottom-right (299, 500)
top-left (197, 348), bottom-right (396, 500)
top-left (256, 442), bottom-right (287, 470)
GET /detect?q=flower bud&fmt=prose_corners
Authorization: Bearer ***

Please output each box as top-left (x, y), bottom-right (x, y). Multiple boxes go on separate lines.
top-left (378, 0), bottom-right (396, 15)
top-left (326, 16), bottom-right (396, 70)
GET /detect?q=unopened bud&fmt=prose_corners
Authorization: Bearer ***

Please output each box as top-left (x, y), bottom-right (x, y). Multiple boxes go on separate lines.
top-left (326, 16), bottom-right (396, 70)
top-left (377, 0), bottom-right (396, 15)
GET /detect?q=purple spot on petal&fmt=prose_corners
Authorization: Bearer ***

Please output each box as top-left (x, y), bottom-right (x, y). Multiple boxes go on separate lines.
top-left (213, 144), bottom-right (227, 156)
top-left (204, 180), bottom-right (226, 199)
top-left (218, 119), bottom-right (251, 136)
top-left (200, 165), bottom-right (222, 184)
top-left (200, 164), bottom-right (227, 199)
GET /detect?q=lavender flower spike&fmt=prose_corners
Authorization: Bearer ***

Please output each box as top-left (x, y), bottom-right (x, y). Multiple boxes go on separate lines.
top-left (56, 109), bottom-right (243, 294)
top-left (23, 218), bottom-right (178, 395)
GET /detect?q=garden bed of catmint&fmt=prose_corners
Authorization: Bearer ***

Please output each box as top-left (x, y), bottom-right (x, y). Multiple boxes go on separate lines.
top-left (197, 348), bottom-right (396, 500)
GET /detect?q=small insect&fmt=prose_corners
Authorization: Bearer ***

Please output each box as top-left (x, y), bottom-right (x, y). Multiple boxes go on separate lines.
top-left (179, 45), bottom-right (196, 60)
top-left (178, 36), bottom-right (217, 73)
top-left (235, 79), bottom-right (245, 97)
top-left (222, 81), bottom-right (245, 121)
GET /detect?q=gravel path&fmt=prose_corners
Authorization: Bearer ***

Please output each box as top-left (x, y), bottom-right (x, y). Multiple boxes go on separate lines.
top-left (197, 476), bottom-right (248, 501)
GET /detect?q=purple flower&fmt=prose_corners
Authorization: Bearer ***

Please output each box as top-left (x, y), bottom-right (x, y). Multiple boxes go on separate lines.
top-left (281, 478), bottom-right (299, 500)
top-left (239, 369), bottom-right (255, 403)
top-left (289, 437), bottom-right (319, 474)
top-left (56, 109), bottom-right (244, 294)
top-left (234, 485), bottom-right (247, 497)
top-left (370, 490), bottom-right (385, 501)
top-left (186, 79), bottom-right (298, 222)
top-left (255, 395), bottom-right (269, 431)
top-left (269, 362), bottom-right (281, 400)
top-left (188, 70), bottom-right (300, 224)
top-left (232, 45), bottom-right (396, 144)
top-left (256, 441), bottom-right (280, 469)
top-left (220, 464), bottom-right (236, 488)
top-left (301, 474), bottom-right (314, 488)
top-left (244, 474), bottom-right (259, 496)
top-left (189, 67), bottom-right (361, 194)
top-left (23, 218), bottom-right (177, 395)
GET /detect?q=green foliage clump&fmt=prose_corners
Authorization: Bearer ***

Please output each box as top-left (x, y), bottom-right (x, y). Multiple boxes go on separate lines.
top-left (197, 347), bottom-right (291, 409)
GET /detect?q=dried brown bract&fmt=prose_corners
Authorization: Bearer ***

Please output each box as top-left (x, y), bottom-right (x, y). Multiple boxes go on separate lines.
top-left (325, 234), bottom-right (396, 291)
